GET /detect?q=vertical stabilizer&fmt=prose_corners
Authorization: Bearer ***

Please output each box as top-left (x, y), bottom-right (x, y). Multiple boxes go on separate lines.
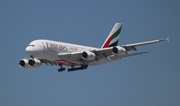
top-left (101, 23), bottom-right (122, 48)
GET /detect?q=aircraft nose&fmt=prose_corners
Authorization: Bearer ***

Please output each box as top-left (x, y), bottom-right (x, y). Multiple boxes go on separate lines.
top-left (25, 46), bottom-right (35, 55)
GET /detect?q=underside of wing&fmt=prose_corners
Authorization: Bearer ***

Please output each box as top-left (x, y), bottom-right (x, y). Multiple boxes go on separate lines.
top-left (120, 51), bottom-right (148, 58)
top-left (56, 47), bottom-right (119, 65)
top-left (40, 59), bottom-right (58, 66)
top-left (57, 51), bottom-right (84, 65)
top-left (58, 52), bottom-right (83, 61)
top-left (56, 46), bottom-right (149, 65)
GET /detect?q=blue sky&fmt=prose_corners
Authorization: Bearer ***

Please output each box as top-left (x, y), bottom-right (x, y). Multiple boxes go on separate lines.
top-left (0, 0), bottom-right (179, 106)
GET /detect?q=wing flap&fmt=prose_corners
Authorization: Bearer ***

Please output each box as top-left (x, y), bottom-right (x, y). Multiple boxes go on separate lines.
top-left (121, 51), bottom-right (148, 58)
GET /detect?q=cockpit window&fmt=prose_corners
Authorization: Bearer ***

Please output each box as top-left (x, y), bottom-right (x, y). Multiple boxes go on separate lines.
top-left (28, 45), bottom-right (35, 47)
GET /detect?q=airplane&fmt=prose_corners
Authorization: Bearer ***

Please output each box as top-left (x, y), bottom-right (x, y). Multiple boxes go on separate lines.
top-left (19, 23), bottom-right (169, 72)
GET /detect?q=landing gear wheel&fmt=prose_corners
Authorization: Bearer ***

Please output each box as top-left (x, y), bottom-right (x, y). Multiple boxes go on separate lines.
top-left (80, 65), bottom-right (88, 69)
top-left (58, 65), bottom-right (65, 72)
top-left (58, 67), bottom-right (65, 72)
top-left (58, 69), bottom-right (61, 72)
top-left (67, 65), bottom-right (88, 72)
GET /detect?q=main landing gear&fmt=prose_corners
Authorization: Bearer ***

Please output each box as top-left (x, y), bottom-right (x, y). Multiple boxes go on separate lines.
top-left (68, 65), bottom-right (88, 72)
top-left (58, 65), bottom-right (88, 72)
top-left (58, 65), bottom-right (65, 72)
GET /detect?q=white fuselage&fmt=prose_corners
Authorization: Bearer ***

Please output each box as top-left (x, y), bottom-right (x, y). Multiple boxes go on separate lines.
top-left (25, 39), bottom-right (120, 66)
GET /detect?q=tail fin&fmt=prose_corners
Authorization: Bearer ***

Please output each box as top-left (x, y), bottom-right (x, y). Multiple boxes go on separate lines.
top-left (101, 23), bottom-right (122, 48)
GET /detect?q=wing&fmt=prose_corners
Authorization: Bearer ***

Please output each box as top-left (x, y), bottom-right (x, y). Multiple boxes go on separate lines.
top-left (121, 37), bottom-right (169, 51)
top-left (57, 47), bottom-right (120, 63)
top-left (92, 48), bottom-right (148, 59)
top-left (56, 48), bottom-right (147, 65)
top-left (56, 37), bottom-right (169, 65)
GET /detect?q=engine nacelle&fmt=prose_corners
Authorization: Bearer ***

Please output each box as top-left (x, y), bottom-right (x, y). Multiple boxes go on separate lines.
top-left (28, 58), bottom-right (42, 67)
top-left (82, 51), bottom-right (96, 60)
top-left (112, 46), bottom-right (126, 55)
top-left (19, 59), bottom-right (31, 68)
top-left (19, 58), bottom-right (42, 68)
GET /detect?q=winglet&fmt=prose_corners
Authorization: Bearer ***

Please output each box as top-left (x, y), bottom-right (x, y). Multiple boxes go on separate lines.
top-left (166, 37), bottom-right (170, 42)
top-left (159, 37), bottom-right (169, 42)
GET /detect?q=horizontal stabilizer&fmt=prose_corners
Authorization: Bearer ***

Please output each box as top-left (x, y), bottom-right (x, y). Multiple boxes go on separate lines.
top-left (121, 52), bottom-right (148, 58)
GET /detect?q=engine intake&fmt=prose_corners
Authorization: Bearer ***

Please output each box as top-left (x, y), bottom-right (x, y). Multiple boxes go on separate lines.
top-left (82, 51), bottom-right (96, 60)
top-left (19, 58), bottom-right (42, 68)
top-left (19, 59), bottom-right (31, 68)
top-left (28, 59), bottom-right (42, 67)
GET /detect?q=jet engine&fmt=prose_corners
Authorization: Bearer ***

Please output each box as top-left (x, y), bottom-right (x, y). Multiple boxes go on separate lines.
top-left (28, 58), bottom-right (42, 67)
top-left (19, 58), bottom-right (42, 68)
top-left (19, 59), bottom-right (31, 68)
top-left (82, 51), bottom-right (96, 60)
top-left (112, 46), bottom-right (126, 55)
